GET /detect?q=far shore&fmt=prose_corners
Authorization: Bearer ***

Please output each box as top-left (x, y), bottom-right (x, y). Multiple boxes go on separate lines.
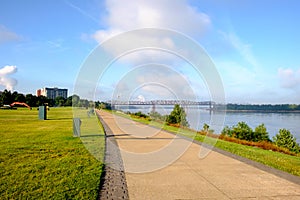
top-left (216, 109), bottom-right (300, 113)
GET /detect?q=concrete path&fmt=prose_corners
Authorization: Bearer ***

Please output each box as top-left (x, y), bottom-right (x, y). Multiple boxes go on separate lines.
top-left (97, 110), bottom-right (300, 200)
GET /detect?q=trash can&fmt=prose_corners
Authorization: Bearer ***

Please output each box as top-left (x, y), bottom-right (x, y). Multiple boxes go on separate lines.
top-left (38, 106), bottom-right (47, 120)
top-left (73, 118), bottom-right (81, 137)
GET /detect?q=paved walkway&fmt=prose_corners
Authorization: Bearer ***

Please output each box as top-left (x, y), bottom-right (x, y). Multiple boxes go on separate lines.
top-left (97, 110), bottom-right (300, 200)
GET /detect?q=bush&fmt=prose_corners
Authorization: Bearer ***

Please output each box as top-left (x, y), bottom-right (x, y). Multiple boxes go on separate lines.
top-left (149, 111), bottom-right (166, 121)
top-left (273, 129), bottom-right (300, 153)
top-left (221, 122), bottom-right (270, 142)
top-left (253, 123), bottom-right (270, 142)
top-left (232, 122), bottom-right (253, 141)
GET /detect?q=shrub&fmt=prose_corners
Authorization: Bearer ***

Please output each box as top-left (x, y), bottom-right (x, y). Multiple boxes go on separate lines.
top-left (222, 122), bottom-right (272, 142)
top-left (232, 122), bottom-right (253, 141)
top-left (221, 125), bottom-right (233, 137)
top-left (253, 123), bottom-right (270, 142)
top-left (273, 129), bottom-right (300, 153)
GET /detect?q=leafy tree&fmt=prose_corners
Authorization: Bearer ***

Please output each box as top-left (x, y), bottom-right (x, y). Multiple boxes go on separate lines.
top-left (133, 111), bottom-right (148, 118)
top-left (273, 129), bottom-right (300, 153)
top-left (0, 89), bottom-right (13, 105)
top-left (25, 94), bottom-right (37, 107)
top-left (232, 122), bottom-right (253, 141)
top-left (221, 126), bottom-right (233, 137)
top-left (72, 95), bottom-right (80, 107)
top-left (15, 93), bottom-right (26, 102)
top-left (96, 102), bottom-right (112, 110)
top-left (254, 123), bottom-right (270, 142)
top-left (166, 104), bottom-right (189, 127)
top-left (65, 96), bottom-right (73, 106)
top-left (79, 99), bottom-right (89, 108)
top-left (55, 96), bottom-right (66, 107)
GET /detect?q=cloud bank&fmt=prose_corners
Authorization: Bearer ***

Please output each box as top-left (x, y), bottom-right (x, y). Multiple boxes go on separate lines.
top-left (93, 0), bottom-right (211, 43)
top-left (278, 67), bottom-right (300, 89)
top-left (0, 65), bottom-right (18, 91)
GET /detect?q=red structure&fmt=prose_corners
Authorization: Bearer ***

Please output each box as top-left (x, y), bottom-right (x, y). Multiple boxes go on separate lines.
top-left (10, 102), bottom-right (31, 110)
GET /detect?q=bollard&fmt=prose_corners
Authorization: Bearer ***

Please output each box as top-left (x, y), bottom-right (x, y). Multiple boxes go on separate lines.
top-left (73, 118), bottom-right (81, 137)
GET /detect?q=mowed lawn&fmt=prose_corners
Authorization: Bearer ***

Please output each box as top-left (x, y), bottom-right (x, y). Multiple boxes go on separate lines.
top-left (0, 107), bottom-right (104, 199)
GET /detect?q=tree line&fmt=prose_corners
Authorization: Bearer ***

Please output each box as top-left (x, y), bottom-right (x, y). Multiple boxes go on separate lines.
top-left (0, 90), bottom-right (96, 108)
top-left (226, 103), bottom-right (300, 111)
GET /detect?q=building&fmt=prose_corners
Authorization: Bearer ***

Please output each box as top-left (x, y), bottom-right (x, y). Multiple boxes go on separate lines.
top-left (36, 87), bottom-right (68, 99)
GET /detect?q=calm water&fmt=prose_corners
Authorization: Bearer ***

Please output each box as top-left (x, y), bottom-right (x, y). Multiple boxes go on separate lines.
top-left (116, 105), bottom-right (300, 142)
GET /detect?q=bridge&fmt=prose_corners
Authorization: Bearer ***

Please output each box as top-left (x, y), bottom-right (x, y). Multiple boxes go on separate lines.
top-left (109, 100), bottom-right (216, 111)
top-left (110, 100), bottom-right (215, 106)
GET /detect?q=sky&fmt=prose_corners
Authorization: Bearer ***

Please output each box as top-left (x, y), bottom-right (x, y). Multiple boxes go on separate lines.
top-left (0, 0), bottom-right (300, 104)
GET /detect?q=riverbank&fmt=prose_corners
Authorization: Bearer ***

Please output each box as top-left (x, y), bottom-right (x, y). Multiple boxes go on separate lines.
top-left (222, 109), bottom-right (300, 113)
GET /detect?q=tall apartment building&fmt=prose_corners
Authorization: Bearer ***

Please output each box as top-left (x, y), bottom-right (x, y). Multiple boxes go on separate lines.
top-left (36, 87), bottom-right (68, 99)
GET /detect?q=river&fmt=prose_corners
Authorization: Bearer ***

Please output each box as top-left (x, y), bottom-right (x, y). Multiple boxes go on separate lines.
top-left (116, 105), bottom-right (300, 143)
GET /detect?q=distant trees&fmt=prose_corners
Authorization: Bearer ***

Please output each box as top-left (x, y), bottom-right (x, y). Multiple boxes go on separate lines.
top-left (226, 103), bottom-right (300, 111)
top-left (95, 101), bottom-right (112, 110)
top-left (0, 90), bottom-right (92, 108)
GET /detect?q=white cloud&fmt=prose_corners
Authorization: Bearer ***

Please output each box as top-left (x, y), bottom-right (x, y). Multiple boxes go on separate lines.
top-left (89, 0), bottom-right (212, 67)
top-left (220, 31), bottom-right (258, 69)
top-left (278, 67), bottom-right (300, 89)
top-left (111, 64), bottom-right (198, 101)
top-left (94, 0), bottom-right (211, 43)
top-left (0, 65), bottom-right (18, 90)
top-left (0, 65), bottom-right (17, 76)
top-left (0, 25), bottom-right (22, 44)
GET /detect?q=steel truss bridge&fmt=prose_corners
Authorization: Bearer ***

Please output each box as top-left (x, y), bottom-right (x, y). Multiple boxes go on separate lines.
top-left (110, 100), bottom-right (216, 109)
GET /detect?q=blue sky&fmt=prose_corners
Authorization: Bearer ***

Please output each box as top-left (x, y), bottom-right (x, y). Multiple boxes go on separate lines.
top-left (0, 0), bottom-right (299, 104)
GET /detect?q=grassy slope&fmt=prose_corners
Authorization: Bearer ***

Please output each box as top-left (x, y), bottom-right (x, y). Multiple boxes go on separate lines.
top-left (114, 110), bottom-right (300, 176)
top-left (0, 107), bottom-right (104, 199)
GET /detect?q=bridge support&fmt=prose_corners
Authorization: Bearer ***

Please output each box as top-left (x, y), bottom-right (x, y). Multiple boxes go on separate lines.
top-left (151, 104), bottom-right (156, 113)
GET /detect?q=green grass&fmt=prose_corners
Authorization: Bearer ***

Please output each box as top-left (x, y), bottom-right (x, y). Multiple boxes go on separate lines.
top-left (112, 110), bottom-right (300, 176)
top-left (0, 107), bottom-right (104, 199)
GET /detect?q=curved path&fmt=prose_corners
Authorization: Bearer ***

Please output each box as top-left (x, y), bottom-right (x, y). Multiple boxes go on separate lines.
top-left (97, 110), bottom-right (300, 200)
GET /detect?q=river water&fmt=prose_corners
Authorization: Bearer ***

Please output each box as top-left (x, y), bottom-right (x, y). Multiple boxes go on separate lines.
top-left (116, 105), bottom-right (300, 143)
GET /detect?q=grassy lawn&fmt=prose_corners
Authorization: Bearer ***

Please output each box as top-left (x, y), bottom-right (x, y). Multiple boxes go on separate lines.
top-left (112, 110), bottom-right (300, 176)
top-left (0, 107), bottom-right (104, 199)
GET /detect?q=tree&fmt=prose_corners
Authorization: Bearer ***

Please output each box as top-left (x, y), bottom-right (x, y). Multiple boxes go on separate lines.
top-left (0, 89), bottom-right (13, 105)
top-left (166, 104), bottom-right (189, 127)
top-left (221, 126), bottom-right (233, 137)
top-left (25, 94), bottom-right (37, 107)
top-left (72, 95), bottom-right (80, 107)
top-left (203, 123), bottom-right (210, 132)
top-left (65, 96), bottom-right (73, 106)
top-left (15, 93), bottom-right (26, 102)
top-left (254, 123), bottom-right (270, 142)
top-left (232, 122), bottom-right (253, 141)
top-left (273, 129), bottom-right (300, 153)
top-left (55, 96), bottom-right (66, 107)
